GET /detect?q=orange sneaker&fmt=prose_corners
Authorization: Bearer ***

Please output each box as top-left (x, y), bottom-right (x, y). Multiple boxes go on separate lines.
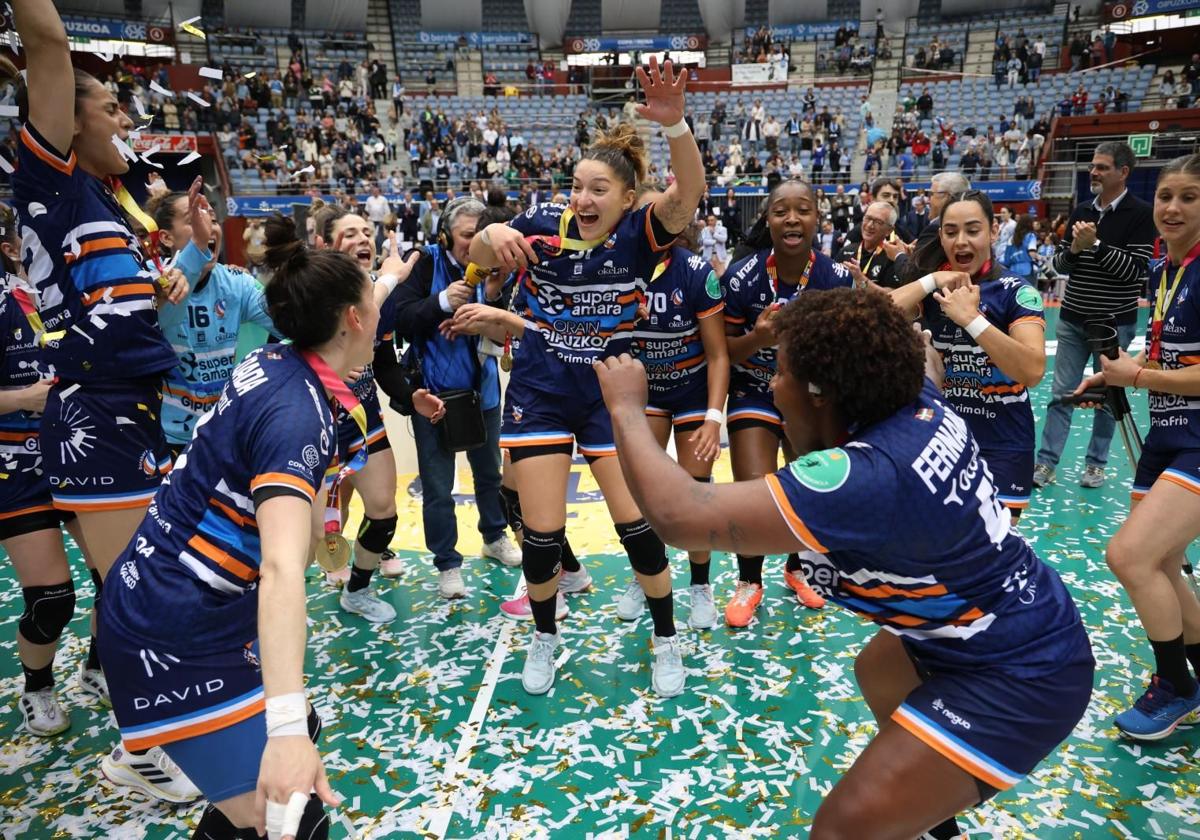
top-left (783, 568), bottom-right (826, 609)
top-left (724, 581), bottom-right (764, 627)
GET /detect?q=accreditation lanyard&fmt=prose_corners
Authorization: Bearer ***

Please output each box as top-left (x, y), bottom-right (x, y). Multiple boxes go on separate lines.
top-left (765, 250), bottom-right (814, 302)
top-left (1149, 240), bottom-right (1200, 365)
top-left (300, 349), bottom-right (369, 533)
top-left (857, 242), bottom-right (883, 276)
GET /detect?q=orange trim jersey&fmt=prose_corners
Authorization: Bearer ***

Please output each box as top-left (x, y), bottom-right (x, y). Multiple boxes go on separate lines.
top-left (922, 274), bottom-right (1045, 455)
top-left (100, 345), bottom-right (335, 654)
top-left (0, 275), bottom-right (53, 513)
top-left (11, 124), bottom-right (177, 381)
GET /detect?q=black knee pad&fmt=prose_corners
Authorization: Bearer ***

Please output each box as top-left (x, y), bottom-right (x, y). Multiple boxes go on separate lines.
top-left (297, 795), bottom-right (330, 840)
top-left (307, 705), bottom-right (323, 745)
top-left (522, 527), bottom-right (564, 585)
top-left (616, 519), bottom-right (668, 577)
top-left (356, 514), bottom-right (397, 555)
top-left (19, 581), bottom-right (76, 645)
top-left (500, 486), bottom-right (523, 534)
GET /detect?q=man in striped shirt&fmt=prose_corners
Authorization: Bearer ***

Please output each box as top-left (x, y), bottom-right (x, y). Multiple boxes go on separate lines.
top-left (1034, 141), bottom-right (1155, 489)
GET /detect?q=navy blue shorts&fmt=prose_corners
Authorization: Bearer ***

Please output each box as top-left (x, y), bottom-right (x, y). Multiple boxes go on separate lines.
top-left (500, 377), bottom-right (615, 462)
top-left (980, 447), bottom-right (1033, 513)
top-left (336, 386), bottom-right (390, 463)
top-left (646, 386), bottom-right (709, 432)
top-left (727, 388), bottom-right (784, 437)
top-left (97, 612), bottom-right (266, 803)
top-left (1132, 446), bottom-right (1200, 503)
top-left (0, 425), bottom-right (69, 538)
top-left (40, 378), bottom-right (172, 512)
top-left (893, 637), bottom-right (1094, 799)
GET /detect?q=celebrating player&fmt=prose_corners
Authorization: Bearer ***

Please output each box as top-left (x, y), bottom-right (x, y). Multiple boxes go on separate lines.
top-left (1076, 153), bottom-right (1200, 739)
top-left (721, 178), bottom-right (852, 627)
top-left (467, 56), bottom-right (704, 697)
top-left (597, 288), bottom-right (1093, 840)
top-left (893, 190), bottom-right (1046, 520)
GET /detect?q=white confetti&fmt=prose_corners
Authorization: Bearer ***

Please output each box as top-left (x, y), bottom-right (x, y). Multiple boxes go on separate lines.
top-left (0, 155), bottom-right (11, 175)
top-left (0, 104), bottom-right (17, 117)
top-left (149, 80), bottom-right (172, 97)
top-left (177, 151), bottom-right (201, 166)
top-left (185, 91), bottom-right (210, 108)
top-left (110, 134), bottom-right (138, 163)
top-left (198, 66), bottom-right (223, 80)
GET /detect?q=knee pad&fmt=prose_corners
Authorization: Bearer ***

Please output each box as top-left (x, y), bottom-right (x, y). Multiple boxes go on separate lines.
top-left (296, 794), bottom-right (330, 840)
top-left (522, 527), bottom-right (564, 585)
top-left (19, 581), bottom-right (76, 645)
top-left (500, 486), bottom-right (523, 534)
top-left (616, 519), bottom-right (668, 577)
top-left (356, 514), bottom-right (397, 555)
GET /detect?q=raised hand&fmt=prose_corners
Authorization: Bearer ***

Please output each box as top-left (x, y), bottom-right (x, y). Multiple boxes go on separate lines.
top-left (634, 55), bottom-right (686, 128)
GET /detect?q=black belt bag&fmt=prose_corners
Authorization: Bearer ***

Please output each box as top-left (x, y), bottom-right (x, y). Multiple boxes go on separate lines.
top-left (435, 388), bottom-right (486, 452)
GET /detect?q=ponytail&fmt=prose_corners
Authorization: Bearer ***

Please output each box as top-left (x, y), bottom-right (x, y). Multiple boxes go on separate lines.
top-left (581, 122), bottom-right (647, 190)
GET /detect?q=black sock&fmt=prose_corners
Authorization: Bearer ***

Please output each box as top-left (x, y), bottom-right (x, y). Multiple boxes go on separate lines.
top-left (785, 553), bottom-right (804, 573)
top-left (22, 662), bottom-right (53, 693)
top-left (192, 802), bottom-right (261, 839)
top-left (86, 636), bottom-right (101, 671)
top-left (645, 591), bottom-right (676, 638)
top-left (1149, 634), bottom-right (1198, 694)
top-left (347, 564), bottom-right (375, 593)
top-left (689, 560), bottom-right (710, 586)
top-left (925, 816), bottom-right (962, 840)
top-left (1187, 642), bottom-right (1200, 682)
top-left (737, 555), bottom-right (764, 586)
top-left (560, 540), bottom-right (581, 573)
top-left (529, 592), bottom-right (559, 635)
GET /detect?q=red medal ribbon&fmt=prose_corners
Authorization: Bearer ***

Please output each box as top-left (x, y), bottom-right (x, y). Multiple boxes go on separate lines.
top-left (299, 349), bottom-right (369, 532)
top-left (1149, 240), bottom-right (1200, 364)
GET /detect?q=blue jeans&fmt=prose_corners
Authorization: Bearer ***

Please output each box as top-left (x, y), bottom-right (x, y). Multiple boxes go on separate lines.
top-left (412, 404), bottom-right (507, 570)
top-left (1037, 317), bottom-right (1137, 469)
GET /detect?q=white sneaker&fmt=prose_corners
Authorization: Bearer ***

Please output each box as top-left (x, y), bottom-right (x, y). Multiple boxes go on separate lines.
top-left (559, 567), bottom-right (593, 594)
top-left (500, 590), bottom-right (568, 621)
top-left (482, 536), bottom-right (522, 567)
top-left (439, 568), bottom-right (467, 599)
top-left (78, 663), bottom-right (111, 707)
top-left (378, 550), bottom-right (404, 577)
top-left (616, 580), bottom-right (646, 621)
top-left (20, 688), bottom-right (70, 736)
top-left (522, 630), bottom-right (560, 695)
top-left (339, 586), bottom-right (397, 623)
top-left (651, 634), bottom-right (686, 698)
top-left (100, 745), bottom-right (202, 804)
top-left (688, 584), bottom-right (718, 630)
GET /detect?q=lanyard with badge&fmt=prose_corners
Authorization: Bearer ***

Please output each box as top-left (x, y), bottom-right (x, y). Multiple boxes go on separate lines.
top-left (857, 242), bottom-right (883, 277)
top-left (300, 349), bottom-right (370, 572)
top-left (765, 250), bottom-right (814, 303)
top-left (1147, 240), bottom-right (1200, 369)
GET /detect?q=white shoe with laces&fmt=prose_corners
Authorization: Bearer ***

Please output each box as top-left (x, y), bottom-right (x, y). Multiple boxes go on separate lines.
top-left (482, 536), bottom-right (522, 567)
top-left (100, 745), bottom-right (202, 803)
top-left (522, 630), bottom-right (560, 695)
top-left (651, 634), bottom-right (686, 698)
top-left (688, 584), bottom-right (718, 630)
top-left (616, 580), bottom-right (646, 621)
top-left (558, 566), bottom-right (593, 594)
top-left (339, 585), bottom-right (397, 623)
top-left (78, 663), bottom-right (110, 707)
top-left (439, 568), bottom-right (467, 599)
top-left (378, 549), bottom-right (405, 577)
top-left (20, 688), bottom-right (70, 736)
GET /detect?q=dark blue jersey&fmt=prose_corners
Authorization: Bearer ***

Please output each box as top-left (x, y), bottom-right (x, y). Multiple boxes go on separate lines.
top-left (766, 380), bottom-right (1088, 677)
top-left (632, 247), bottom-right (724, 400)
top-left (922, 275), bottom-right (1044, 453)
top-left (0, 276), bottom-right (50, 486)
top-left (1145, 255), bottom-right (1200, 452)
top-left (723, 248), bottom-right (853, 396)
top-left (507, 202), bottom-right (673, 398)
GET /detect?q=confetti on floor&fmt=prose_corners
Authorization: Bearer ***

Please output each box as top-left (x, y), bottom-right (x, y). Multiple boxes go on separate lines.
top-left (1, 310), bottom-right (1198, 839)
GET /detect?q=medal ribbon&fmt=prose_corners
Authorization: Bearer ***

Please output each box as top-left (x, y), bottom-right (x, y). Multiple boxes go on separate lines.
top-left (107, 177), bottom-right (171, 285)
top-left (857, 242), bottom-right (883, 276)
top-left (557, 208), bottom-right (611, 253)
top-left (765, 250), bottom-right (814, 299)
top-left (8, 276), bottom-right (65, 346)
top-left (300, 349), bottom-right (369, 533)
top-left (1149, 240), bottom-right (1200, 363)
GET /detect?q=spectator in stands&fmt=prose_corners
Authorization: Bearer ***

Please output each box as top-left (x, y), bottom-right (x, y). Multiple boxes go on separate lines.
top-left (1072, 85), bottom-right (1089, 116)
top-left (1007, 54), bottom-right (1023, 88)
top-left (763, 114), bottom-right (781, 154)
top-left (1001, 213), bottom-right (1039, 285)
top-left (839, 200), bottom-right (898, 288)
top-left (1027, 48), bottom-right (1043, 83)
top-left (364, 184), bottom-right (390, 248)
top-left (917, 88), bottom-right (933, 121)
top-left (786, 112), bottom-right (801, 156)
top-left (811, 140), bottom-right (826, 182)
top-left (720, 187), bottom-right (742, 245)
top-left (700, 215), bottom-right (728, 269)
top-left (420, 197), bottom-right (442, 242)
top-left (905, 194), bottom-right (931, 238)
top-left (828, 141), bottom-right (844, 185)
top-left (744, 99), bottom-right (764, 153)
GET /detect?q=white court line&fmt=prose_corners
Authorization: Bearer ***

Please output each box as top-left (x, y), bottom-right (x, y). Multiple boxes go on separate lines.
top-left (424, 571), bottom-right (527, 839)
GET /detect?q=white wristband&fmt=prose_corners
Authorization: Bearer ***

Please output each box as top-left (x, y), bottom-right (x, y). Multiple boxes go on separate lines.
top-left (704, 408), bottom-right (724, 424)
top-left (965, 314), bottom-right (991, 340)
top-left (265, 692), bottom-right (308, 738)
top-left (918, 274), bottom-right (937, 295)
top-left (663, 119), bottom-right (691, 138)
top-left (376, 273), bottom-right (400, 296)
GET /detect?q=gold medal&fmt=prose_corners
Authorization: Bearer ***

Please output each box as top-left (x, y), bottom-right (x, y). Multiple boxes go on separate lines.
top-left (316, 534), bottom-right (351, 572)
top-left (1144, 359), bottom-right (1162, 371)
top-left (500, 352), bottom-right (513, 372)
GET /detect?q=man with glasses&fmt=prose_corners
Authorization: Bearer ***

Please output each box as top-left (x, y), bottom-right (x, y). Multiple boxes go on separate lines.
top-left (838, 201), bottom-right (901, 288)
top-left (893, 171), bottom-right (970, 277)
top-left (1034, 141), bottom-right (1155, 489)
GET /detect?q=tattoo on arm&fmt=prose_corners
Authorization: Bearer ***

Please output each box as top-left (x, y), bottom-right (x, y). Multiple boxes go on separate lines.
top-left (727, 520), bottom-right (747, 554)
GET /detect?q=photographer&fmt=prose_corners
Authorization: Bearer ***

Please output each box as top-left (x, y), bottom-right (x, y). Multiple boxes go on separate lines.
top-left (385, 197), bottom-right (519, 598)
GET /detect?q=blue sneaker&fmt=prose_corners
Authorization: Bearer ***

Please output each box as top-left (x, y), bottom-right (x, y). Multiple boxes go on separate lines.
top-left (1114, 675), bottom-right (1200, 741)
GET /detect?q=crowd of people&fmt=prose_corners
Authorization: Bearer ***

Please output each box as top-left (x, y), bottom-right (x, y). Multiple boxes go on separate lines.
top-left (2, 1), bottom-right (1200, 839)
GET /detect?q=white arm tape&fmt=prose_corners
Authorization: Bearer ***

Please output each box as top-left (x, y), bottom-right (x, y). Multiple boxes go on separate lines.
top-left (705, 408), bottom-right (724, 424)
top-left (376, 273), bottom-right (399, 297)
top-left (265, 692), bottom-right (308, 738)
top-left (265, 790), bottom-right (310, 840)
top-left (663, 119), bottom-right (691, 138)
top-left (965, 314), bottom-right (992, 340)
top-left (918, 274), bottom-right (937, 295)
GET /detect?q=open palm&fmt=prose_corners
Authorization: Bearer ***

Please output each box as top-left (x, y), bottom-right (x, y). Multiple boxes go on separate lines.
top-left (635, 56), bottom-right (686, 127)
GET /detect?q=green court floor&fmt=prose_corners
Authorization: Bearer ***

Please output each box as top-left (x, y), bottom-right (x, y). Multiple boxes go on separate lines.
top-left (1, 309), bottom-right (1198, 839)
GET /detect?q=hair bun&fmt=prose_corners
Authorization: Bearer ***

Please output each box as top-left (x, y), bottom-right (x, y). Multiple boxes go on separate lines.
top-left (263, 213), bottom-right (308, 270)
